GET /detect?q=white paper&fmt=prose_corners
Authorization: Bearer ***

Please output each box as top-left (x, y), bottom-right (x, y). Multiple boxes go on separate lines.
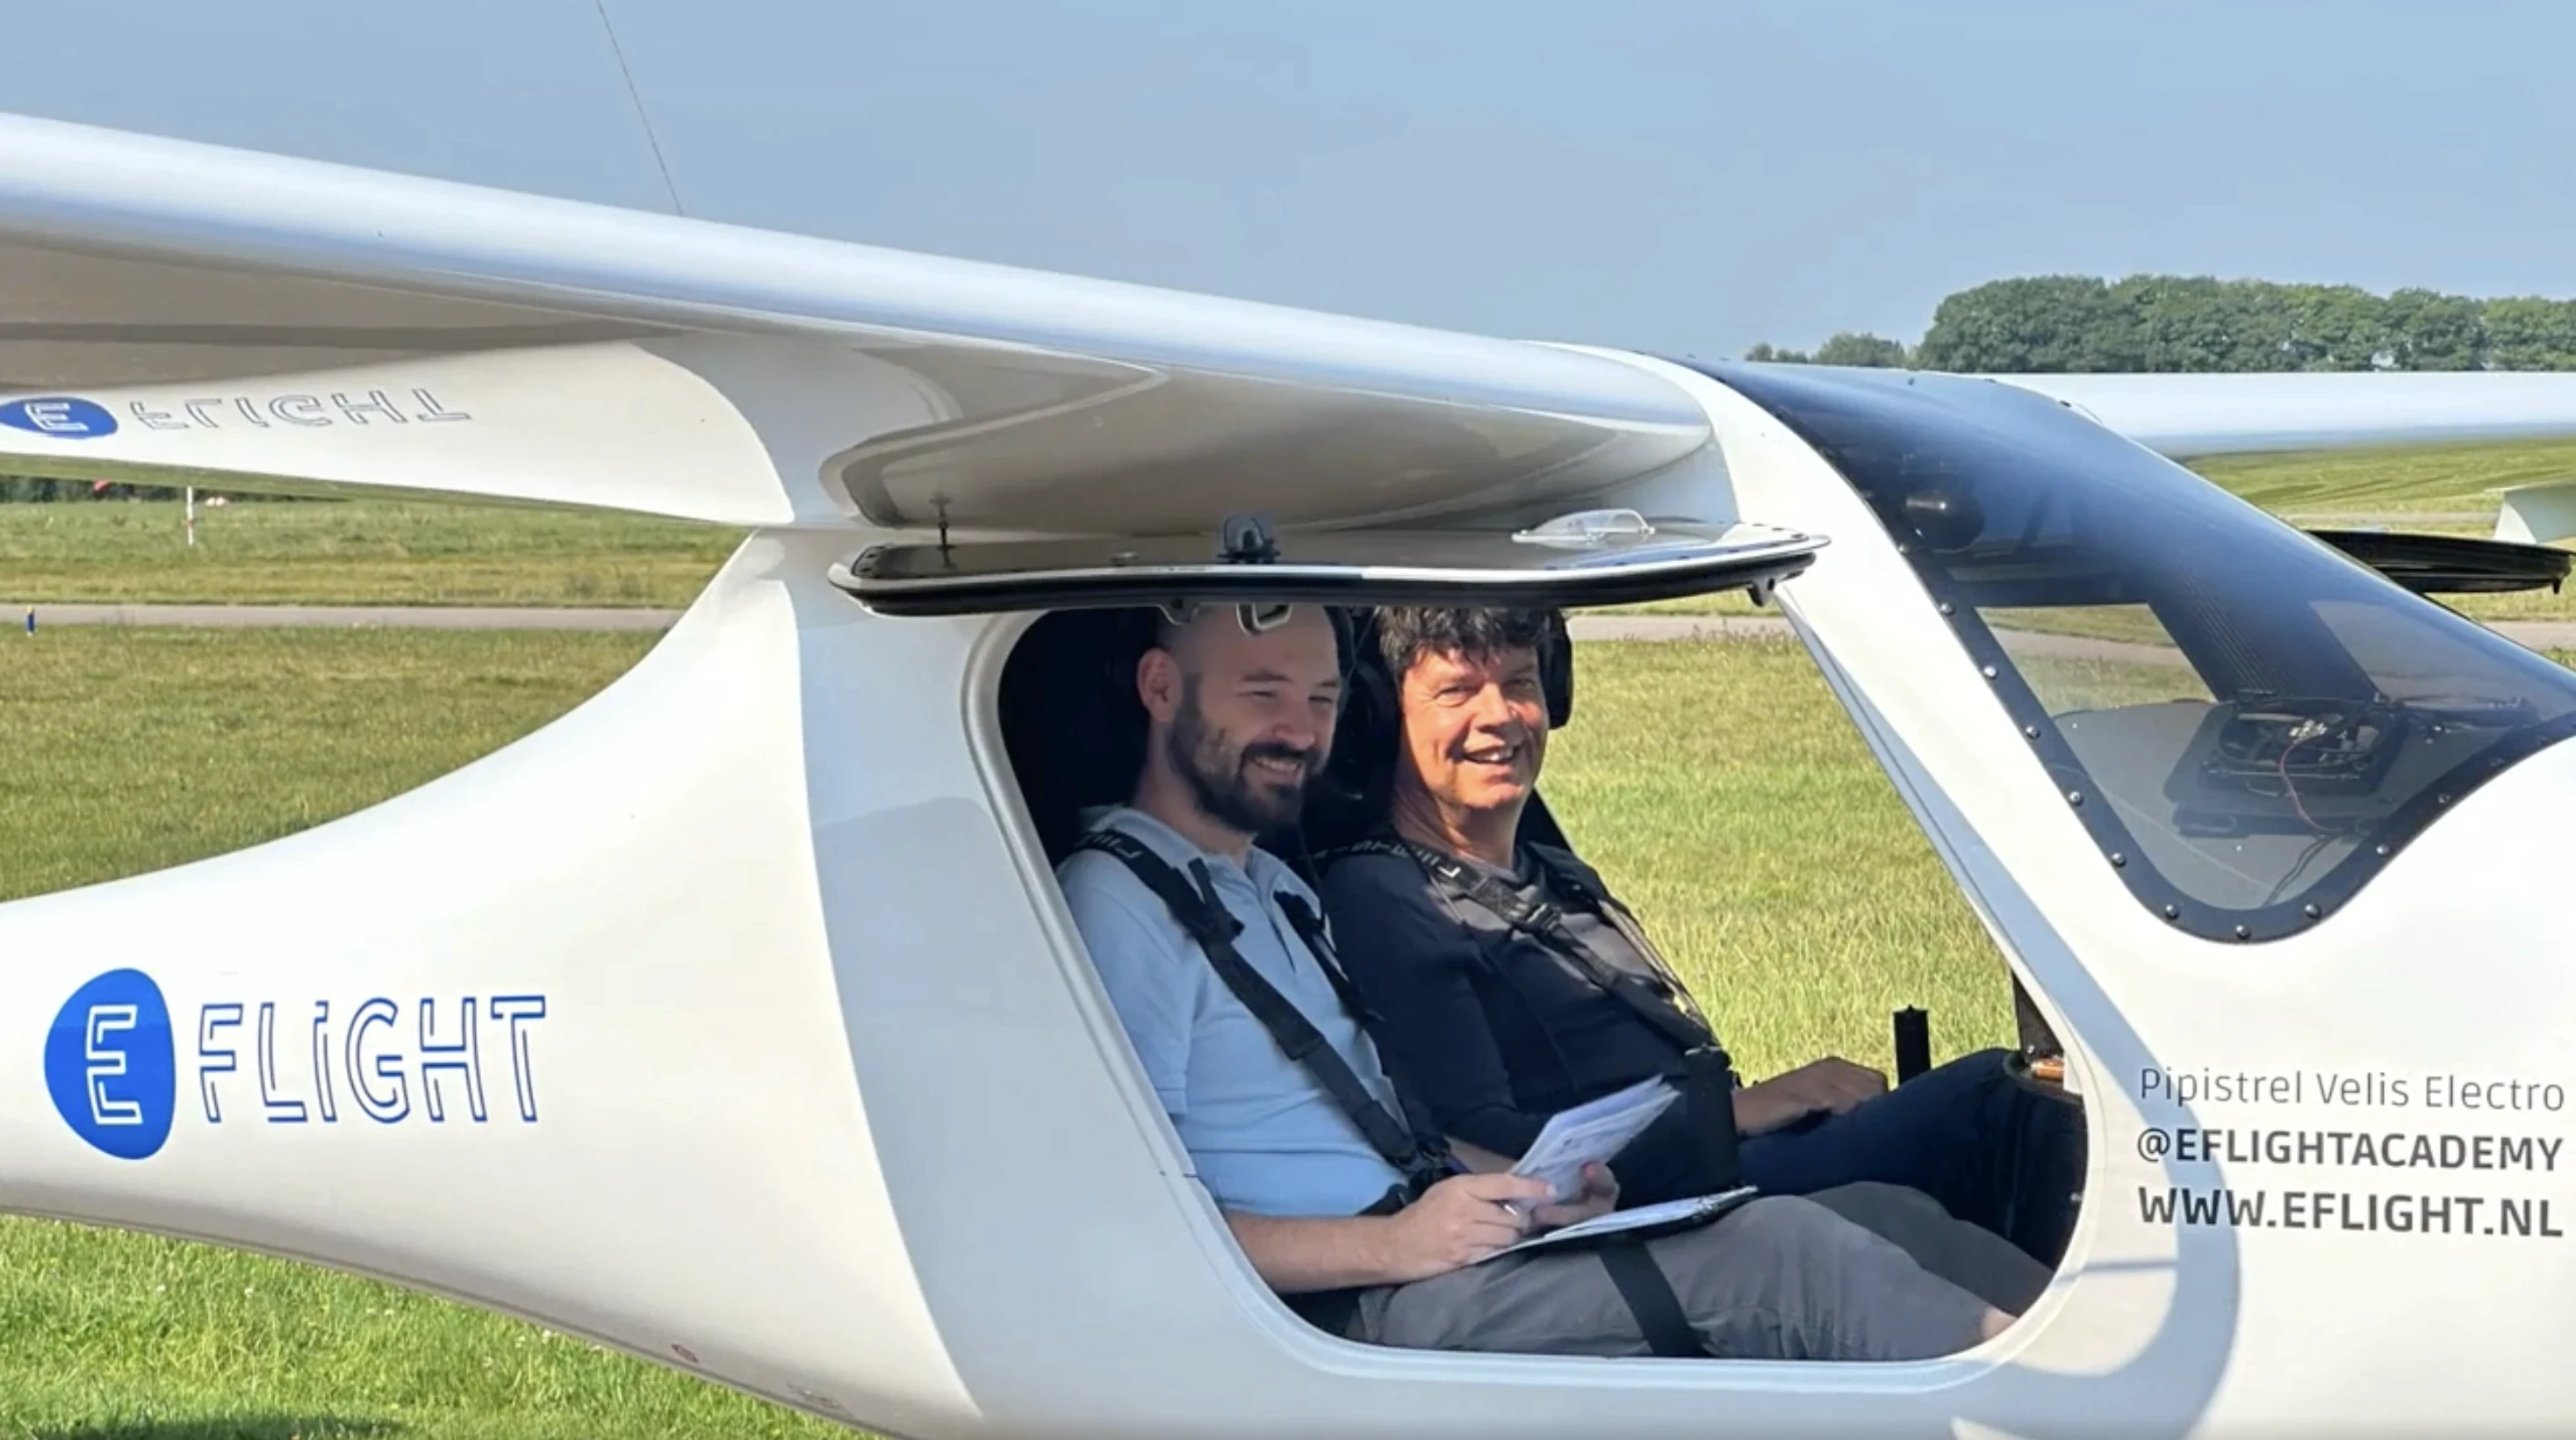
top-left (1508, 1074), bottom-right (1680, 1206)
top-left (1481, 1186), bottom-right (1759, 1263)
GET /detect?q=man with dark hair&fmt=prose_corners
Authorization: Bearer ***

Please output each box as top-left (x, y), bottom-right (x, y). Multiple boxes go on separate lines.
top-left (1053, 602), bottom-right (2041, 1360)
top-left (1312, 602), bottom-right (2085, 1272)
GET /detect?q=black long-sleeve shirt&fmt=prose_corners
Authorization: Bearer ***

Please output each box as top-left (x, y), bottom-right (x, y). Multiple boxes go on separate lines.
top-left (1312, 840), bottom-right (1702, 1163)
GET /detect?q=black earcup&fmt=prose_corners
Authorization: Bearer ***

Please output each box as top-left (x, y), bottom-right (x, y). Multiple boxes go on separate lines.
top-left (1324, 606), bottom-right (1399, 797)
top-left (1541, 608), bottom-right (1574, 729)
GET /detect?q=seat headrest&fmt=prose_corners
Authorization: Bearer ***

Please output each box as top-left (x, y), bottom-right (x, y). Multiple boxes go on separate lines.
top-left (998, 608), bottom-right (1161, 868)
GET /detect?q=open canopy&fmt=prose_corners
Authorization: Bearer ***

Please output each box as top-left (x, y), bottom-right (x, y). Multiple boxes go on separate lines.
top-left (831, 509), bottom-right (1824, 616)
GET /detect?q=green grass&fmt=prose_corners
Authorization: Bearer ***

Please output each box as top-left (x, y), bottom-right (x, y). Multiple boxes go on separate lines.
top-left (0, 630), bottom-right (659, 904)
top-left (2189, 434), bottom-right (2576, 516)
top-left (1545, 639), bottom-right (2017, 1074)
top-left (0, 500), bottom-right (741, 609)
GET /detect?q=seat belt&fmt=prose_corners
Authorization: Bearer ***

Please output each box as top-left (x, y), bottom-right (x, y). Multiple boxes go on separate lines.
top-left (1335, 835), bottom-right (1720, 1058)
top-left (1595, 1239), bottom-right (1709, 1357)
top-left (1073, 828), bottom-right (1452, 1195)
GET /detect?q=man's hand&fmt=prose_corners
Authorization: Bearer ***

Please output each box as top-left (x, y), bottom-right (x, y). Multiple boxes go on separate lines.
top-left (1531, 1162), bottom-right (1618, 1231)
top-left (1733, 1056), bottom-right (1887, 1135)
top-left (1376, 1172), bottom-right (1555, 1284)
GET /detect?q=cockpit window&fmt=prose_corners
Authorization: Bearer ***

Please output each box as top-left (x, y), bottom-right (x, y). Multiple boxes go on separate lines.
top-left (1688, 360), bottom-right (2576, 942)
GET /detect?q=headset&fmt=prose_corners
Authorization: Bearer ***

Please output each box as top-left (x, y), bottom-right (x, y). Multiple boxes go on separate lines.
top-left (1330, 607), bottom-right (1575, 767)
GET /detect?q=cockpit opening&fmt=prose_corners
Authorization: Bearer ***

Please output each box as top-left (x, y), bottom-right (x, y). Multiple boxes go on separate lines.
top-left (992, 592), bottom-right (2087, 1365)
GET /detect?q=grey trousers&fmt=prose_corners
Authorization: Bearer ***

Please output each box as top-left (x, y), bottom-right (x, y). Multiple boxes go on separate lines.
top-left (1347, 1184), bottom-right (2021, 1361)
top-left (1802, 1180), bottom-right (2054, 1314)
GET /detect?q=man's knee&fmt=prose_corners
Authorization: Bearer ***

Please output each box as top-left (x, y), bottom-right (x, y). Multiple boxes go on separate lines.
top-left (1702, 1194), bottom-right (1902, 1268)
top-left (1659, 1196), bottom-right (1997, 1360)
top-left (1804, 1180), bottom-right (1952, 1228)
top-left (1660, 1195), bottom-right (1902, 1310)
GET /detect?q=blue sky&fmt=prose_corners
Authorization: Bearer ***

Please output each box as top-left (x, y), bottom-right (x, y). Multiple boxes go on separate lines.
top-left (9, 0), bottom-right (2569, 358)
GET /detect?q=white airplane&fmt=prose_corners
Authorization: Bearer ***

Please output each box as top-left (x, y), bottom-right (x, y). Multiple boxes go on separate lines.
top-left (5, 100), bottom-right (2576, 1440)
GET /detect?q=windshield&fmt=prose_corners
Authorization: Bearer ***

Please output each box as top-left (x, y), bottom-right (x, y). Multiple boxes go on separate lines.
top-left (1690, 360), bottom-right (2576, 942)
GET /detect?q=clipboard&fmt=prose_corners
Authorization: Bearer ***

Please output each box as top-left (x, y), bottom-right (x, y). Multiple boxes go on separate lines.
top-left (1478, 1185), bottom-right (1759, 1264)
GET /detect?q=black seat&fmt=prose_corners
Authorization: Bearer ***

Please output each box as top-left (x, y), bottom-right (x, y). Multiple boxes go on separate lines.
top-left (998, 608), bottom-right (1162, 868)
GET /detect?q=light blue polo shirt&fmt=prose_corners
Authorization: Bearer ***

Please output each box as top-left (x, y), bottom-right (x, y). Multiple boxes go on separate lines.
top-left (1058, 805), bottom-right (1410, 1218)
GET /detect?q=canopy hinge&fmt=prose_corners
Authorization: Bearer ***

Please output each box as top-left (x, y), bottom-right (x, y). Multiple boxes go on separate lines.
top-left (1220, 513), bottom-right (1279, 565)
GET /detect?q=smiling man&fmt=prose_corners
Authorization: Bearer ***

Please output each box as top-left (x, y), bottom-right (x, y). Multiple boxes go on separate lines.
top-left (1310, 604), bottom-right (2084, 1276)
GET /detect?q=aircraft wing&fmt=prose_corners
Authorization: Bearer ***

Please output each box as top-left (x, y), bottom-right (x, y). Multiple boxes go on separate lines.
top-left (0, 111), bottom-right (1706, 535)
top-left (1986, 371), bottom-right (2576, 459)
top-left (8, 110), bottom-right (2576, 540)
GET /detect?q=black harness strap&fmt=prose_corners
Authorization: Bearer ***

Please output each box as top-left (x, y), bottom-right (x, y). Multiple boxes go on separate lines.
top-left (1276, 890), bottom-right (1462, 1154)
top-left (1595, 1239), bottom-right (1709, 1357)
top-left (1333, 835), bottom-right (1720, 1058)
top-left (1076, 829), bottom-right (1451, 1194)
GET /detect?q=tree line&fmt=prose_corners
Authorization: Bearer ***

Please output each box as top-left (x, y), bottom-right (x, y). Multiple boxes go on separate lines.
top-left (1742, 275), bottom-right (2576, 373)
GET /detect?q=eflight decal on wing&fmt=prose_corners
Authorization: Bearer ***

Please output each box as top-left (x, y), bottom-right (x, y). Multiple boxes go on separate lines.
top-left (0, 395), bottom-right (119, 439)
top-left (0, 340), bottom-right (842, 527)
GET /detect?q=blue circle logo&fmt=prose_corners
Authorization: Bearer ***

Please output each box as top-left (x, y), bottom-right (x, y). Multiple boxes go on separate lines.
top-left (45, 968), bottom-right (177, 1160)
top-left (0, 396), bottom-right (117, 439)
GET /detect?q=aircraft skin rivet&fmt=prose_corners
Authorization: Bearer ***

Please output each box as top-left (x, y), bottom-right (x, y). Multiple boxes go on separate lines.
top-left (2162, 904), bottom-right (2180, 920)
top-left (1982, 665), bottom-right (1998, 679)
top-left (2067, 790), bottom-right (2083, 805)
top-left (2235, 925), bottom-right (2252, 940)
top-left (2024, 724), bottom-right (2040, 738)
top-left (1939, 601), bottom-right (1954, 616)
top-left (2376, 844), bottom-right (2392, 856)
top-left (2305, 904), bottom-right (2322, 919)
top-left (2110, 852), bottom-right (2126, 868)
top-left (2437, 793), bottom-right (2451, 805)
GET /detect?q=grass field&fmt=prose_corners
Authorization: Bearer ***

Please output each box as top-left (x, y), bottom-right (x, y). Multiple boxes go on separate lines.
top-left (0, 623), bottom-right (2059, 1437)
top-left (2190, 434), bottom-right (2576, 517)
top-left (0, 500), bottom-right (741, 609)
